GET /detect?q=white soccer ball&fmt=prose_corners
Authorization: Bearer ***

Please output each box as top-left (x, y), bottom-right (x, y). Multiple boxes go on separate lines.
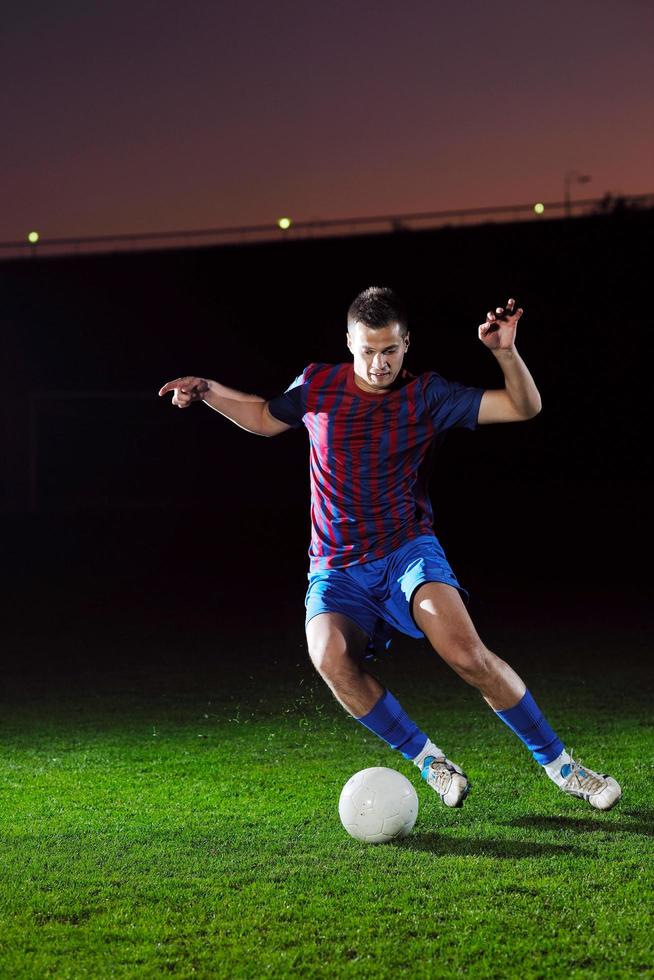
top-left (338, 766), bottom-right (419, 844)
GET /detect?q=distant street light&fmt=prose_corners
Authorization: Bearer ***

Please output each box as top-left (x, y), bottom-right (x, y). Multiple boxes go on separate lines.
top-left (564, 172), bottom-right (592, 217)
top-left (28, 231), bottom-right (40, 243)
top-left (277, 217), bottom-right (292, 230)
top-left (534, 203), bottom-right (545, 215)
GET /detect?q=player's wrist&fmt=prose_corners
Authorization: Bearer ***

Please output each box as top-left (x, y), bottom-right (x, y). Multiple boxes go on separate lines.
top-left (491, 346), bottom-right (517, 361)
top-left (201, 379), bottom-right (223, 401)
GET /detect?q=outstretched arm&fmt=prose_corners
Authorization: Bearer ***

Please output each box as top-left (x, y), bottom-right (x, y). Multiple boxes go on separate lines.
top-left (477, 298), bottom-right (542, 424)
top-left (158, 377), bottom-right (291, 437)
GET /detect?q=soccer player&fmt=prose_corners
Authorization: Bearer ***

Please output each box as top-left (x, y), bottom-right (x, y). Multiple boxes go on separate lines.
top-left (159, 287), bottom-right (621, 811)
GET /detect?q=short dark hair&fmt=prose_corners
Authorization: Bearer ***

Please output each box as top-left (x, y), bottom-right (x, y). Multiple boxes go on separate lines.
top-left (347, 286), bottom-right (408, 336)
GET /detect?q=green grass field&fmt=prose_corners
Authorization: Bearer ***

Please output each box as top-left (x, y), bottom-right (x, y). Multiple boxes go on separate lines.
top-left (1, 587), bottom-right (653, 979)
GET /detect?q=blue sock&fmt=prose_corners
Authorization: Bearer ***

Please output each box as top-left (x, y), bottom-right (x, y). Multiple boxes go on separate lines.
top-left (495, 689), bottom-right (564, 765)
top-left (356, 689), bottom-right (428, 760)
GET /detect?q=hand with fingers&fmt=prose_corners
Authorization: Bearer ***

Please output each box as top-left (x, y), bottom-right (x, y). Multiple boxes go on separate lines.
top-left (158, 376), bottom-right (210, 408)
top-left (478, 298), bottom-right (524, 351)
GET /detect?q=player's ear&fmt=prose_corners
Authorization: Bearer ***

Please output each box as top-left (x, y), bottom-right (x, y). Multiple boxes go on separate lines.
top-left (404, 331), bottom-right (410, 351)
top-left (346, 330), bottom-right (352, 353)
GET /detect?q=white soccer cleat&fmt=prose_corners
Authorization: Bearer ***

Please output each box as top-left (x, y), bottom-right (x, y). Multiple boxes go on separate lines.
top-left (421, 755), bottom-right (470, 808)
top-left (558, 758), bottom-right (622, 811)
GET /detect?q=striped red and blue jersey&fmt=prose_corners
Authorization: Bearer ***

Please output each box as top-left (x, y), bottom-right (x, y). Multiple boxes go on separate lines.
top-left (267, 363), bottom-right (483, 571)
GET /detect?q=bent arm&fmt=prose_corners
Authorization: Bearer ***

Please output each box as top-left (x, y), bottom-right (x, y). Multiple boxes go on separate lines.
top-left (158, 375), bottom-right (291, 436)
top-left (478, 348), bottom-right (542, 424)
top-left (202, 380), bottom-right (292, 436)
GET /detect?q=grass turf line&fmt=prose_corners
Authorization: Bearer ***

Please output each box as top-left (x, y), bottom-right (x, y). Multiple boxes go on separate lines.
top-left (1, 631), bottom-right (653, 979)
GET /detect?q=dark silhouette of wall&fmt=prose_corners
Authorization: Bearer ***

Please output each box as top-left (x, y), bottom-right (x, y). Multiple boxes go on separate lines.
top-left (1, 209), bottom-right (651, 595)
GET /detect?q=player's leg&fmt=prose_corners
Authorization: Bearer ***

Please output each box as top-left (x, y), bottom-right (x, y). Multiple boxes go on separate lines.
top-left (412, 582), bottom-right (526, 711)
top-left (305, 611), bottom-right (468, 806)
top-left (412, 581), bottom-right (621, 810)
top-left (305, 611), bottom-right (381, 717)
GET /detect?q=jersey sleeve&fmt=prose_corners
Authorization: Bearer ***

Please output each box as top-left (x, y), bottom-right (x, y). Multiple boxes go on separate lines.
top-left (423, 372), bottom-right (484, 432)
top-left (267, 364), bottom-right (320, 429)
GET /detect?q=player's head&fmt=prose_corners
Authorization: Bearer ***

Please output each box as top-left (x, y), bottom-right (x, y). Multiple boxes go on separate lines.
top-left (346, 287), bottom-right (410, 393)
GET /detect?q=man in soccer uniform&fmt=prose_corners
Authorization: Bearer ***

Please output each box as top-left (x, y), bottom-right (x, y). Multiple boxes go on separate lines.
top-left (159, 287), bottom-right (621, 811)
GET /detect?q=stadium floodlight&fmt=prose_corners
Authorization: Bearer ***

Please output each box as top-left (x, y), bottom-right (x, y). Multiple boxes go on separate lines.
top-left (28, 231), bottom-right (40, 243)
top-left (533, 203), bottom-right (545, 215)
top-left (277, 217), bottom-right (292, 230)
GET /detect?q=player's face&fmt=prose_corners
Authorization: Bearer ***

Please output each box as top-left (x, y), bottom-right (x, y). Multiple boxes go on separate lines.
top-left (346, 321), bottom-right (409, 394)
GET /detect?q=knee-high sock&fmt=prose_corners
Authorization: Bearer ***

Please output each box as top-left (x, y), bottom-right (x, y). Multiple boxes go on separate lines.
top-left (495, 689), bottom-right (563, 765)
top-left (356, 689), bottom-right (428, 760)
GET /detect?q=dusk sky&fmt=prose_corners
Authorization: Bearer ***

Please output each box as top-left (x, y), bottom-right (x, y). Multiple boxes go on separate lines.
top-left (2, 0), bottom-right (652, 241)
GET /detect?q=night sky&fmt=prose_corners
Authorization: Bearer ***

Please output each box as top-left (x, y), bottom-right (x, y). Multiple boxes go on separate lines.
top-left (2, 0), bottom-right (652, 241)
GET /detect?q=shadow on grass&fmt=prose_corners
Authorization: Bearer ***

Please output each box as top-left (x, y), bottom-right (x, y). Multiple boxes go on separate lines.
top-left (508, 814), bottom-right (654, 837)
top-left (397, 834), bottom-right (578, 858)
top-left (624, 807), bottom-right (654, 824)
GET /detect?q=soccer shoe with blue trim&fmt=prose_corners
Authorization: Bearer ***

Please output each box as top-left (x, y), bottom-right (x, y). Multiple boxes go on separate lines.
top-left (558, 758), bottom-right (621, 811)
top-left (421, 755), bottom-right (470, 808)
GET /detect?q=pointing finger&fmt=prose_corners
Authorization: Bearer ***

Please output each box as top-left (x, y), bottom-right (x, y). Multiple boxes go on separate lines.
top-left (159, 379), bottom-right (187, 396)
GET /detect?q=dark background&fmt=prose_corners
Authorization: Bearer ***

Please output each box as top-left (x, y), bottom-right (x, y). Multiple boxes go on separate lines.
top-left (1, 210), bottom-right (651, 675)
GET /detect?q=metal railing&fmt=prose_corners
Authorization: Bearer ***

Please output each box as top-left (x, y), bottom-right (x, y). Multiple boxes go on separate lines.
top-left (2, 192), bottom-right (652, 260)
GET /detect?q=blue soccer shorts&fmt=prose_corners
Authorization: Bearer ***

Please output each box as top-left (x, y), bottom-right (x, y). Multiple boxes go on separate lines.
top-left (305, 534), bottom-right (467, 656)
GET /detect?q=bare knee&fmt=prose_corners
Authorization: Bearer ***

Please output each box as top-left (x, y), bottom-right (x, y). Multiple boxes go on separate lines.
top-left (307, 633), bottom-right (348, 683)
top-left (306, 614), bottom-right (364, 685)
top-left (444, 640), bottom-right (497, 688)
